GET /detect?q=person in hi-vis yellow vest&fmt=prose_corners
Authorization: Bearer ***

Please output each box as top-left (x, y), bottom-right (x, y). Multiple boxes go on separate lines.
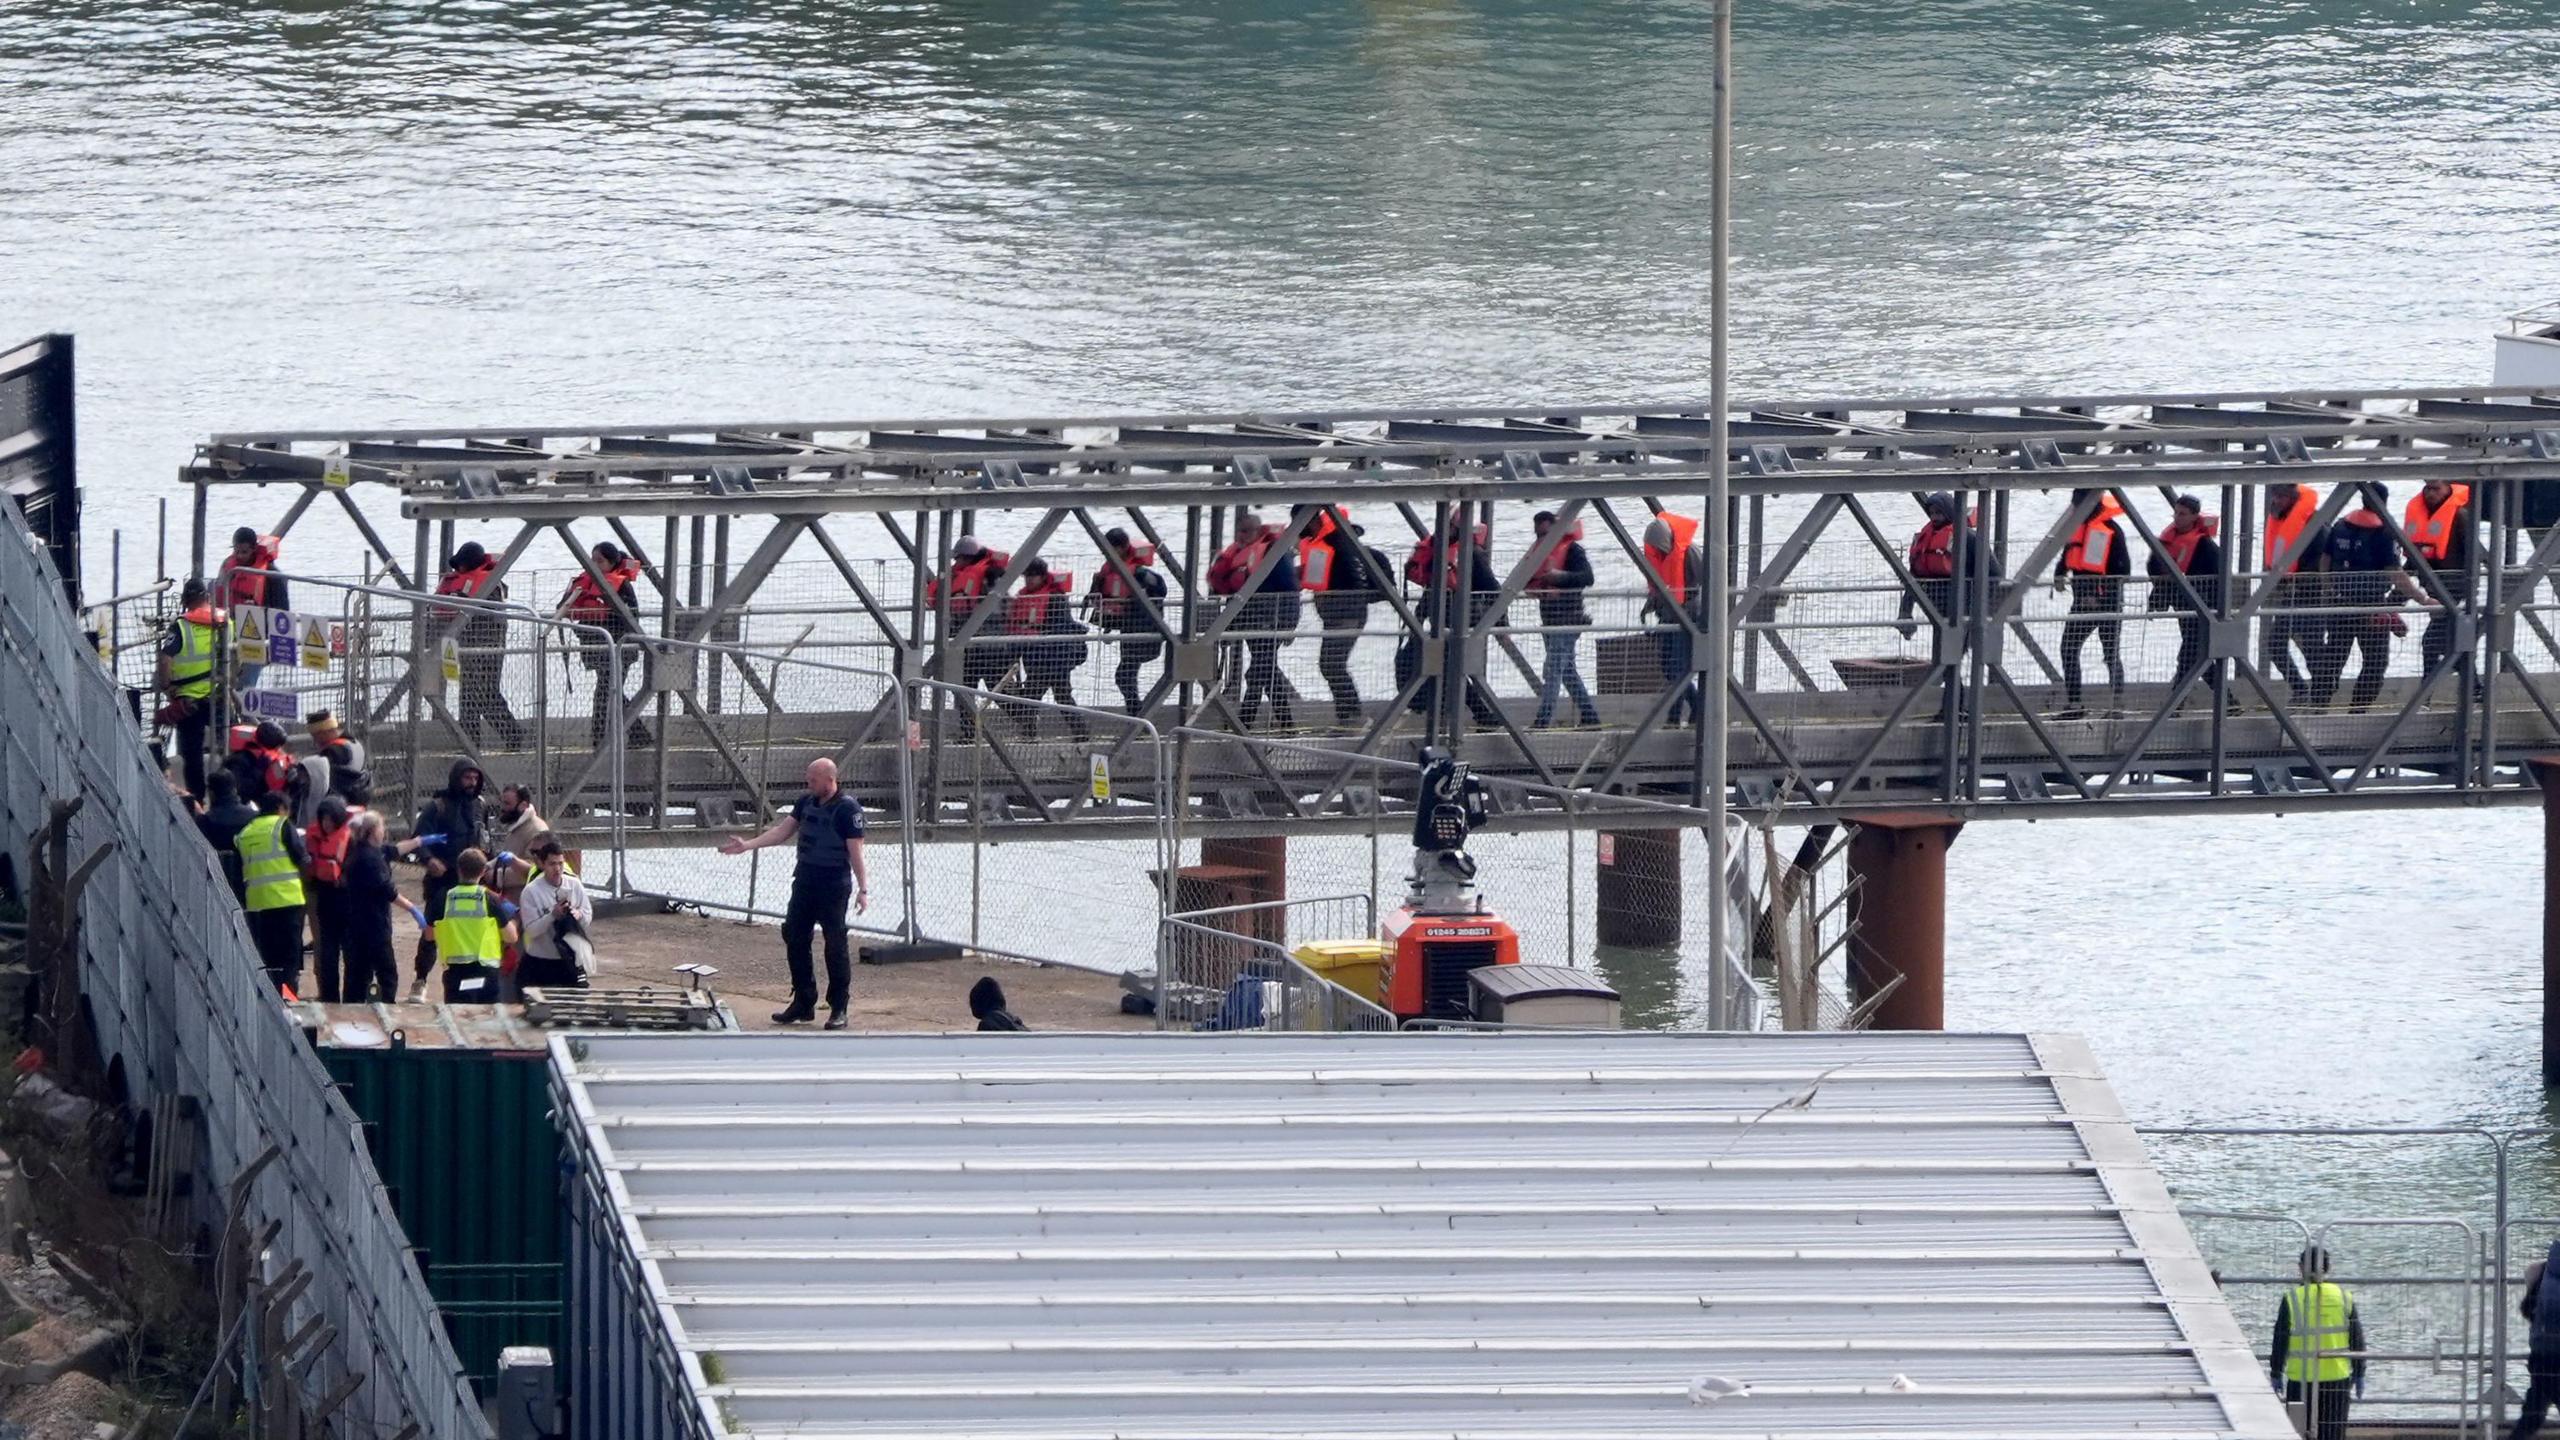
top-left (431, 848), bottom-right (519, 1005)
top-left (2271, 1244), bottom-right (2366, 1440)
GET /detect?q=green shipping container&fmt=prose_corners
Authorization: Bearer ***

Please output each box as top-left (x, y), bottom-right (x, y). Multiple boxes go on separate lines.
top-left (321, 1045), bottom-right (564, 1393)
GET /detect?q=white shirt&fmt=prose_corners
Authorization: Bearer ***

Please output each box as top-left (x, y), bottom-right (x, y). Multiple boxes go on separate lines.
top-left (519, 870), bottom-right (592, 961)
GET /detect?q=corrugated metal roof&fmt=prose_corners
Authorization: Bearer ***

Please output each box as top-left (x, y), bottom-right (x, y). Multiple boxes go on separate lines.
top-left (552, 1031), bottom-right (2294, 1440)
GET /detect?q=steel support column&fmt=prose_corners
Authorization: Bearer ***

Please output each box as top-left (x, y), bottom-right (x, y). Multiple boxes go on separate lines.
top-left (2533, 757), bottom-right (2560, 1084)
top-left (1845, 810), bottom-right (1964, 1031)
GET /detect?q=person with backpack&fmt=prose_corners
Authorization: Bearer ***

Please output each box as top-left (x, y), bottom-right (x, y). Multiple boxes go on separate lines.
top-left (1085, 528), bottom-right (1170, 715)
top-left (2514, 1242), bottom-right (2560, 1440)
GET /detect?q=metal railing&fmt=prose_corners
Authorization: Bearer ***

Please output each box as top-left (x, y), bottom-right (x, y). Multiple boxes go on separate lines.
top-left (0, 513), bottom-right (487, 1435)
top-left (1156, 893), bottom-right (1393, 1031)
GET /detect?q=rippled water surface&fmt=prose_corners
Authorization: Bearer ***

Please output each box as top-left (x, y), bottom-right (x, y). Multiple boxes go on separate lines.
top-left (8, 0), bottom-right (2560, 1222)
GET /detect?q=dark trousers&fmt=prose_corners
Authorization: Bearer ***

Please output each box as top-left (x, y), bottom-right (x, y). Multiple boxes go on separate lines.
top-left (246, 906), bottom-right (304, 993)
top-left (2512, 1371), bottom-right (2560, 1440)
top-left (1002, 671), bottom-right (1092, 742)
top-left (2284, 1379), bottom-right (2350, 1440)
top-left (954, 645), bottom-right (1010, 735)
top-left (782, 870), bottom-right (853, 1016)
top-left (2059, 578), bottom-right (2122, 707)
top-left (173, 699), bottom-right (211, 798)
top-left (2313, 617), bottom-right (2392, 710)
top-left (1240, 639), bottom-right (1297, 729)
top-left (586, 642), bottom-right (649, 750)
top-left (517, 951), bottom-right (586, 990)
top-left (443, 963), bottom-right (500, 1004)
top-left (414, 874), bottom-right (456, 981)
top-left (1314, 597), bottom-right (1366, 726)
top-left (1111, 636), bottom-right (1160, 714)
top-left (2422, 582), bottom-right (2472, 675)
top-left (344, 922), bottom-right (399, 1003)
top-left (2264, 576), bottom-right (2316, 698)
top-left (313, 893), bottom-right (349, 1003)
top-left (1658, 628), bottom-right (1700, 726)
top-left (459, 652), bottom-right (526, 750)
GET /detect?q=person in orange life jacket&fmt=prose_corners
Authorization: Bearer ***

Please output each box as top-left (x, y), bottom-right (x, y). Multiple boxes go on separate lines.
top-left (2396, 476), bottom-right (2480, 679)
top-left (216, 527), bottom-right (286, 689)
top-left (304, 795), bottom-right (358, 1003)
top-left (1083, 528), bottom-right (1170, 715)
top-left (1895, 493), bottom-right (2004, 639)
top-left (1398, 517), bottom-right (1503, 729)
top-left (2050, 488), bottom-right (2129, 717)
top-left (997, 557), bottom-right (1092, 743)
top-left (1297, 505), bottom-right (1384, 729)
top-left (2145, 494), bottom-right (2226, 687)
top-left (928, 535), bottom-right (1016, 714)
top-left (557, 540), bottom-right (653, 752)
top-left (1529, 510), bottom-right (1601, 729)
top-left (155, 578), bottom-right (223, 797)
top-left (436, 541), bottom-right (527, 750)
top-left (1641, 514), bottom-right (1708, 728)
top-left (224, 719), bottom-right (294, 804)
top-left (2309, 483), bottom-right (2404, 712)
top-left (2260, 482), bottom-right (2328, 703)
top-left (1209, 511), bottom-right (1303, 730)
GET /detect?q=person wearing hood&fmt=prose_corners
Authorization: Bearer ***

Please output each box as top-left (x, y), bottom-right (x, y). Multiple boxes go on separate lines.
top-left (1897, 492), bottom-right (2004, 637)
top-left (1529, 510), bottom-right (1600, 728)
top-left (435, 540), bottom-right (526, 750)
top-left (2310, 483), bottom-right (2404, 712)
top-left (969, 975), bottom-right (1028, 1031)
top-left (2146, 494), bottom-right (2226, 692)
top-left (409, 758), bottom-right (488, 1000)
top-left (927, 535), bottom-right (1015, 719)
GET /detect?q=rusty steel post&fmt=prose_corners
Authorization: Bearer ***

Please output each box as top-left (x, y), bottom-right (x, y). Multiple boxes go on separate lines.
top-left (1845, 811), bottom-right (1965, 1031)
top-left (2533, 758), bottom-right (2560, 1083)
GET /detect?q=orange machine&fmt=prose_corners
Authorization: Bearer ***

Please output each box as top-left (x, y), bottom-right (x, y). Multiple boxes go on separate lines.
top-left (1381, 905), bottom-right (1521, 1023)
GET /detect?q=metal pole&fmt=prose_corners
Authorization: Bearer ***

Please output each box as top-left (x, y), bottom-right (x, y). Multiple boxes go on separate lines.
top-left (1705, 0), bottom-right (1734, 1031)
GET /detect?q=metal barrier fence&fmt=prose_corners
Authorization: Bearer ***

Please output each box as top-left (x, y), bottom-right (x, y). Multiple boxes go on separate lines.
top-left (1155, 893), bottom-right (1393, 1031)
top-left (0, 516), bottom-right (487, 1435)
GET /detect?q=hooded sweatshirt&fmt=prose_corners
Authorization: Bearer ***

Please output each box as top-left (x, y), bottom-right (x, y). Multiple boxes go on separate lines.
top-left (412, 759), bottom-right (486, 874)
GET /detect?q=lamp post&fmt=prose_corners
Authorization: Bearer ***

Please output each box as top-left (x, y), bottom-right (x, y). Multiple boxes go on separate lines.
top-left (1705, 0), bottom-right (1735, 1030)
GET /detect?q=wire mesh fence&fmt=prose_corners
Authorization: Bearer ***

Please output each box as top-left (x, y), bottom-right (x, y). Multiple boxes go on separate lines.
top-left (1156, 894), bottom-right (1391, 1032)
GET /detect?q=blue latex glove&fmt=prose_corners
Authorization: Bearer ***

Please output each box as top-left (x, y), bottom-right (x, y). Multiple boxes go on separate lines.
top-left (413, 833), bottom-right (446, 849)
top-left (404, 901), bottom-right (427, 927)
top-left (494, 851), bottom-right (518, 871)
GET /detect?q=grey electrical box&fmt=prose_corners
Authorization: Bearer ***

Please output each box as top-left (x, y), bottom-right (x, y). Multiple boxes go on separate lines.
top-left (1467, 965), bottom-right (1622, 1029)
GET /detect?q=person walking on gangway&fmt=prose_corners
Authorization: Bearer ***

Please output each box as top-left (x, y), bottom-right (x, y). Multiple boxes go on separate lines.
top-left (2146, 493), bottom-right (2225, 698)
top-left (1528, 510), bottom-right (1599, 729)
top-left (999, 556), bottom-right (1091, 742)
top-left (2260, 482), bottom-right (2326, 704)
top-left (2051, 488), bottom-right (2127, 719)
top-left (719, 757), bottom-right (870, 1030)
top-left (2271, 1244), bottom-right (2365, 1440)
top-left (434, 541), bottom-right (527, 751)
top-left (2512, 1240), bottom-right (2560, 1440)
top-left (2399, 476), bottom-right (2480, 682)
top-left (2309, 484), bottom-right (2402, 712)
top-left (1084, 528), bottom-right (1168, 716)
top-left (1208, 511), bottom-right (1302, 731)
top-left (1296, 505), bottom-right (1373, 730)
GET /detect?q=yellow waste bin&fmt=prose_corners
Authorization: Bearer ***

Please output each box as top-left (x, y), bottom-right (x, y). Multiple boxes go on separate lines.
top-left (1293, 938), bottom-right (1388, 1006)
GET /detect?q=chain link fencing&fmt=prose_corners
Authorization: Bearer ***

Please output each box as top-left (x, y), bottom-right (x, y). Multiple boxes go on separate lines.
top-left (0, 516), bottom-right (487, 1437)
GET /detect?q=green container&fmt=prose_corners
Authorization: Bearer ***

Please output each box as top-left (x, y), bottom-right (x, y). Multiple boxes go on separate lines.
top-left (321, 1045), bottom-right (563, 1392)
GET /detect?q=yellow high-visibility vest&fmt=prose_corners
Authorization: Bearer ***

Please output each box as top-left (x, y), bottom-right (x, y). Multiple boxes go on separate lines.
top-left (434, 885), bottom-right (504, 969)
top-left (170, 617), bottom-right (220, 700)
top-left (235, 814), bottom-right (304, 913)
top-left (2284, 1282), bottom-right (2354, 1382)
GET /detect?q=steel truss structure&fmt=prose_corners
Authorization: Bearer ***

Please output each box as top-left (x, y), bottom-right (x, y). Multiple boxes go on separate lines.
top-left (185, 385), bottom-right (2560, 843)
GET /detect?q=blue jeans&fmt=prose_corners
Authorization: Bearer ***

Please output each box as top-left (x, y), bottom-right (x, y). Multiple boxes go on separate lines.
top-left (1658, 628), bottom-right (1700, 725)
top-left (1535, 632), bottom-right (1596, 726)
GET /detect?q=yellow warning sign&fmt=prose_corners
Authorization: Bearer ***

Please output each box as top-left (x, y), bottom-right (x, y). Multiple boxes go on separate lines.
top-left (235, 606), bottom-right (269, 665)
top-left (1088, 754), bottom-right (1112, 802)
top-left (440, 637), bottom-right (461, 684)
top-left (322, 456), bottom-right (352, 489)
top-left (300, 617), bottom-right (329, 671)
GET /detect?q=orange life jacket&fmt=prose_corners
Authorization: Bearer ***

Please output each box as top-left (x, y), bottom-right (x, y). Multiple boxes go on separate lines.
top-left (1533, 522), bottom-right (1586, 582)
top-left (1092, 546), bottom-right (1157, 623)
top-left (305, 821), bottom-right (353, 885)
top-left (2264, 486), bottom-right (2323, 572)
top-left (2063, 499), bottom-right (2123, 575)
top-left (1645, 512), bottom-right (1700, 600)
top-left (927, 552), bottom-right (1010, 620)
top-left (561, 558), bottom-right (642, 623)
top-left (433, 559), bottom-right (501, 619)
top-left (1405, 524), bottom-right (1492, 590)
top-left (2158, 515), bottom-right (2218, 574)
top-left (1909, 519), bottom-right (1957, 579)
top-left (183, 602), bottom-right (226, 627)
top-left (1210, 533), bottom-right (1276, 596)
top-left (1297, 512), bottom-right (1338, 592)
top-left (1005, 573), bottom-right (1074, 634)
top-left (217, 537), bottom-right (282, 608)
top-left (2403, 484), bottom-right (2471, 563)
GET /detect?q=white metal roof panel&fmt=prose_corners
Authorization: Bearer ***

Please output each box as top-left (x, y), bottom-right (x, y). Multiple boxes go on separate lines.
top-left (553, 1030), bottom-right (2294, 1440)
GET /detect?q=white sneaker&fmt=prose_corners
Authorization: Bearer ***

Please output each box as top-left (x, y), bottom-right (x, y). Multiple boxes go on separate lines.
top-left (404, 981), bottom-right (427, 1004)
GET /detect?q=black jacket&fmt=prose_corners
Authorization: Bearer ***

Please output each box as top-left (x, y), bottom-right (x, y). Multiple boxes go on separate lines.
top-left (411, 759), bottom-right (486, 874)
top-left (2145, 527), bottom-right (2225, 611)
top-left (198, 800), bottom-right (258, 897)
top-left (1531, 540), bottom-right (1595, 627)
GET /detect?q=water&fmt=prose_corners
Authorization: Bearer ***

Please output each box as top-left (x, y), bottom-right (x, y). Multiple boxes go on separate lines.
top-left (9, 1), bottom-right (2560, 1228)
